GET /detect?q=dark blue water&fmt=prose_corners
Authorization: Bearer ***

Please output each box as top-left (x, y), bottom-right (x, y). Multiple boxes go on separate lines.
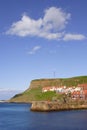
top-left (0, 103), bottom-right (87, 130)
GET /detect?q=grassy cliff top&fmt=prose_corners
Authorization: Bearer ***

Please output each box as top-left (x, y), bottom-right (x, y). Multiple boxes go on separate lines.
top-left (29, 76), bottom-right (87, 89)
top-left (9, 76), bottom-right (87, 103)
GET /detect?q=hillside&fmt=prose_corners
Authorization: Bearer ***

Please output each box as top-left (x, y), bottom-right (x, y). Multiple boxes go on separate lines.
top-left (9, 76), bottom-right (87, 103)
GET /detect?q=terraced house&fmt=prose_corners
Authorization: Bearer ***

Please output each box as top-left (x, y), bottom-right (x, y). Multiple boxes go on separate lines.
top-left (42, 84), bottom-right (87, 99)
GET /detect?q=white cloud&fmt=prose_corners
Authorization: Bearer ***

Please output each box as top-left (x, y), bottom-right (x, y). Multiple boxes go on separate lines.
top-left (43, 7), bottom-right (70, 31)
top-left (6, 6), bottom-right (86, 41)
top-left (6, 7), bottom-right (71, 40)
top-left (28, 46), bottom-right (41, 55)
top-left (63, 33), bottom-right (86, 41)
top-left (6, 15), bottom-right (42, 37)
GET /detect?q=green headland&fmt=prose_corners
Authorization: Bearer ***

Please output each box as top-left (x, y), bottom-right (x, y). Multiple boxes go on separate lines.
top-left (9, 76), bottom-right (87, 103)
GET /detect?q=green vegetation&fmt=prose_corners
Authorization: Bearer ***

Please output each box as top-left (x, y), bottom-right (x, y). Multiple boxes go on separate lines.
top-left (36, 91), bottom-right (56, 101)
top-left (9, 76), bottom-right (87, 103)
top-left (10, 88), bottom-right (55, 102)
top-left (29, 76), bottom-right (87, 90)
top-left (60, 76), bottom-right (87, 87)
top-left (10, 87), bottom-right (64, 102)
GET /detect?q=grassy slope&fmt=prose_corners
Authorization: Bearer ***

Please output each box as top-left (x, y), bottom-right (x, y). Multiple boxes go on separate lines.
top-left (9, 76), bottom-right (87, 102)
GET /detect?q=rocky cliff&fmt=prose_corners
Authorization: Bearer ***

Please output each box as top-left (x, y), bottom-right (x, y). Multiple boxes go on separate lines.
top-left (27, 76), bottom-right (87, 90)
top-left (28, 78), bottom-right (62, 89)
top-left (31, 101), bottom-right (87, 112)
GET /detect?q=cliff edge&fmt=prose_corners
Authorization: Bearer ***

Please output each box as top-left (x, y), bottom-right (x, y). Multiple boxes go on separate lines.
top-left (9, 76), bottom-right (87, 103)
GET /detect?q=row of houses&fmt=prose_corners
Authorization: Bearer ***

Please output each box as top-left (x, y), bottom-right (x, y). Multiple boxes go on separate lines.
top-left (42, 84), bottom-right (87, 99)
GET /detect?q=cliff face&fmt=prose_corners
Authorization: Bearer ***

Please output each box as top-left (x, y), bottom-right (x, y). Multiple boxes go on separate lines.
top-left (27, 76), bottom-right (87, 90)
top-left (28, 79), bottom-right (62, 89)
top-left (31, 101), bottom-right (87, 112)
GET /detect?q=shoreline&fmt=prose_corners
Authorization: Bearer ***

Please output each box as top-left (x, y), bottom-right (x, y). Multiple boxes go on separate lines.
top-left (30, 101), bottom-right (87, 112)
top-left (1, 100), bottom-right (87, 112)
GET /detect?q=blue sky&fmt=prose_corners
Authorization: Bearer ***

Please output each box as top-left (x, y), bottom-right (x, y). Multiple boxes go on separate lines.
top-left (0, 0), bottom-right (87, 99)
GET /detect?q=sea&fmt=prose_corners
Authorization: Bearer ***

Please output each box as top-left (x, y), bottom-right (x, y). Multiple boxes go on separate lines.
top-left (0, 103), bottom-right (87, 130)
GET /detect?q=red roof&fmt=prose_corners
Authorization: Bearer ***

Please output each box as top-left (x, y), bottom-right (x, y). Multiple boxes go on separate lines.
top-left (83, 90), bottom-right (87, 95)
top-left (78, 84), bottom-right (87, 90)
top-left (72, 91), bottom-right (80, 95)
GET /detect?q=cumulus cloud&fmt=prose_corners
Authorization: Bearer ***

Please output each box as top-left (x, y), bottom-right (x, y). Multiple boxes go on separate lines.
top-left (6, 6), bottom-right (86, 41)
top-left (63, 33), bottom-right (86, 41)
top-left (6, 7), bottom-right (71, 40)
top-left (43, 7), bottom-right (70, 31)
top-left (28, 46), bottom-right (41, 55)
top-left (6, 15), bottom-right (42, 37)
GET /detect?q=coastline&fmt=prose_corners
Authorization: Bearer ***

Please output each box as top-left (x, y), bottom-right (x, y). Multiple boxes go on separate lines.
top-left (1, 100), bottom-right (87, 112)
top-left (30, 101), bottom-right (87, 112)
